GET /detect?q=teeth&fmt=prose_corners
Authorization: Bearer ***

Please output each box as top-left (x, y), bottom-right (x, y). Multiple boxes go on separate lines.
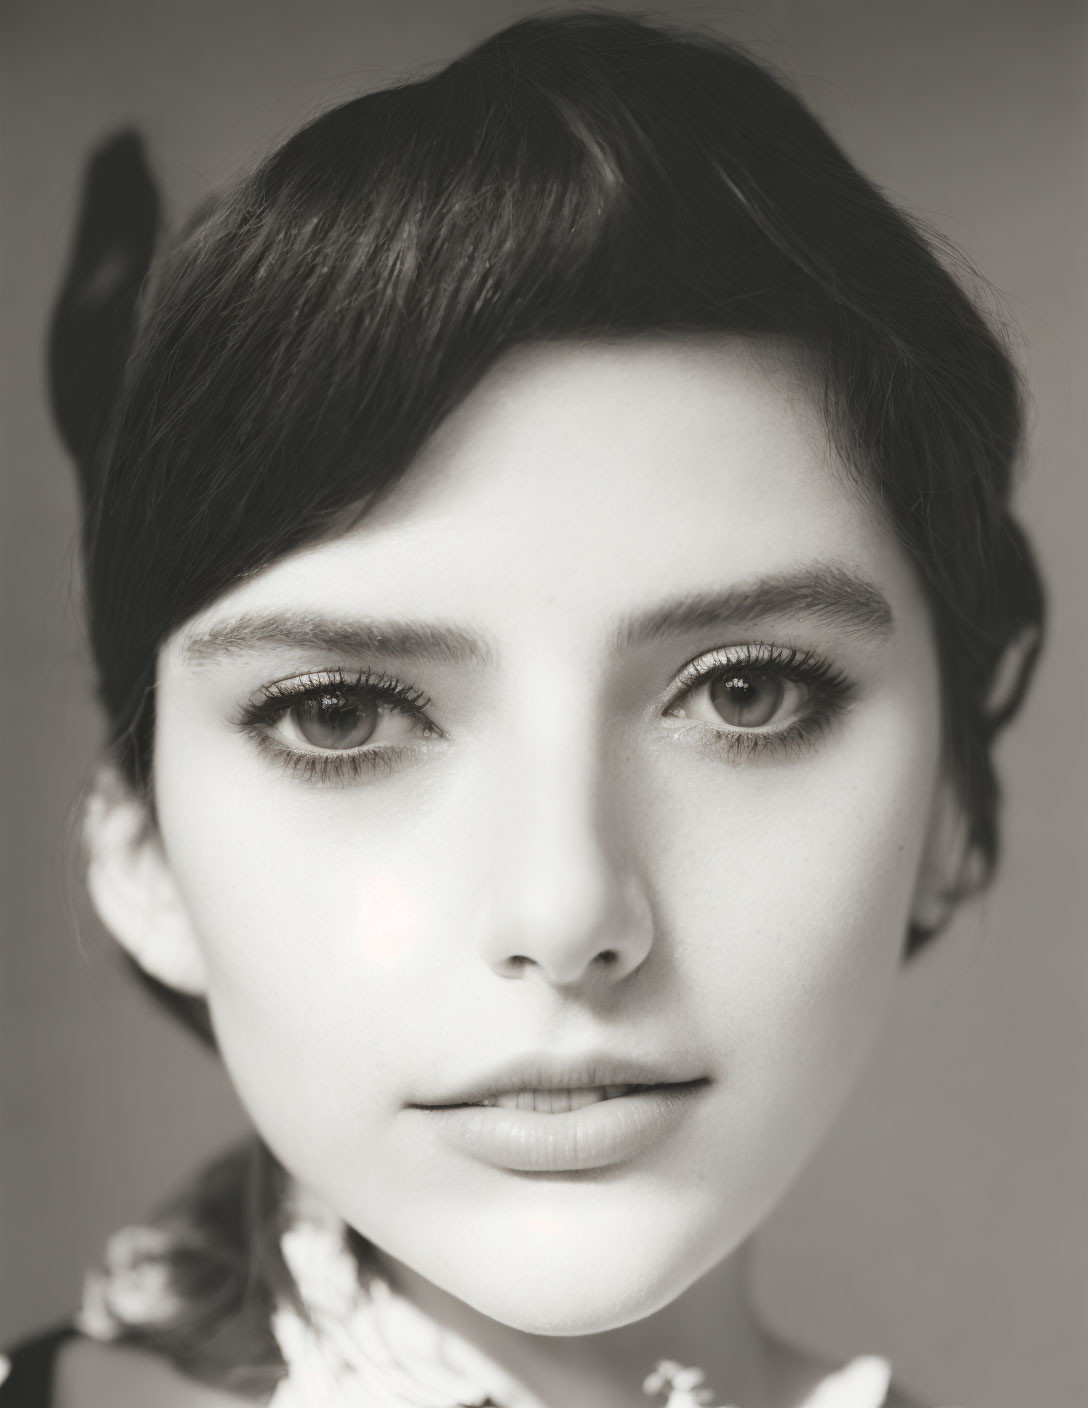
top-left (567, 1087), bottom-right (608, 1110)
top-left (472, 1085), bottom-right (638, 1112)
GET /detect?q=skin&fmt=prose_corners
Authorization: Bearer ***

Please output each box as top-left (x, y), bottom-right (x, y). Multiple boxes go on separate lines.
top-left (83, 337), bottom-right (944, 1407)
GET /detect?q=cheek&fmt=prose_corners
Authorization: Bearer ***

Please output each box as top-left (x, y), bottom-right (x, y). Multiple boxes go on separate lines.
top-left (153, 765), bottom-right (453, 1146)
top-left (172, 832), bottom-right (430, 993)
top-left (652, 696), bottom-right (939, 1141)
top-left (356, 872), bottom-right (423, 966)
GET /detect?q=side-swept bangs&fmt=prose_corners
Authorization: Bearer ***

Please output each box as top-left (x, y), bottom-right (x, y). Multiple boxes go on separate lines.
top-left (74, 12), bottom-right (1040, 960)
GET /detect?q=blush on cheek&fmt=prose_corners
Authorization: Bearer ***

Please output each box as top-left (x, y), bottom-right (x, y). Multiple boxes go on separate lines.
top-left (522, 1213), bottom-right (561, 1240)
top-left (357, 873), bottom-right (422, 966)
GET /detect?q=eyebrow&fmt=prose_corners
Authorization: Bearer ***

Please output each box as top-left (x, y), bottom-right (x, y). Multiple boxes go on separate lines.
top-left (179, 614), bottom-right (495, 667)
top-left (612, 565), bottom-right (894, 652)
top-left (179, 566), bottom-right (892, 668)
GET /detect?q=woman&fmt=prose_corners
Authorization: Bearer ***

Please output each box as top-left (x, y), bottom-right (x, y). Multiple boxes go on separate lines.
top-left (2, 11), bottom-right (1043, 1407)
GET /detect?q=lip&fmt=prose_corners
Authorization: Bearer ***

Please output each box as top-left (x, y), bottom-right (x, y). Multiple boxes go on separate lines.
top-left (416, 1083), bottom-right (708, 1172)
top-left (412, 1053), bottom-right (704, 1110)
top-left (409, 1054), bottom-right (710, 1172)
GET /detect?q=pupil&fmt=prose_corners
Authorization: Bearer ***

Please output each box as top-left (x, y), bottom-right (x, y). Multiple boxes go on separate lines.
top-left (294, 692), bottom-right (378, 749)
top-left (709, 670), bottom-right (783, 727)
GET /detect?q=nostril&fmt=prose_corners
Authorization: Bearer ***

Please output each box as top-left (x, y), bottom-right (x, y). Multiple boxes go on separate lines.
top-left (493, 949), bottom-right (625, 982)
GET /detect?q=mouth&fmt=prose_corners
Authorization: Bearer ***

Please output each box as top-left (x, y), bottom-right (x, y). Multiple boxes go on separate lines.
top-left (410, 1060), bottom-right (710, 1172)
top-left (425, 1081), bottom-right (696, 1113)
top-left (413, 1054), bottom-right (707, 1112)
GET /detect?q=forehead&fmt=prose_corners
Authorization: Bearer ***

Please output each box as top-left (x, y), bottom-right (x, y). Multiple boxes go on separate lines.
top-left (180, 337), bottom-right (908, 635)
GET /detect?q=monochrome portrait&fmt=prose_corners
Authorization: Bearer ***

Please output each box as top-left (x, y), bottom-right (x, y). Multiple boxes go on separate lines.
top-left (2, 5), bottom-right (1083, 1407)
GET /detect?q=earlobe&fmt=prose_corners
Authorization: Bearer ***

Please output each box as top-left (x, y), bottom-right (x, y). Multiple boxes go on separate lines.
top-left (909, 773), bottom-right (970, 935)
top-left (82, 765), bottom-right (208, 997)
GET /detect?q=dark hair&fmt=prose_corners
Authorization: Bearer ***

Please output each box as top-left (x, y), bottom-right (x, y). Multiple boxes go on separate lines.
top-left (49, 9), bottom-right (1044, 1389)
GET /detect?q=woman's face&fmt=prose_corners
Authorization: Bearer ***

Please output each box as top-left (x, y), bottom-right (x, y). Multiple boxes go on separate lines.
top-left (148, 339), bottom-right (942, 1333)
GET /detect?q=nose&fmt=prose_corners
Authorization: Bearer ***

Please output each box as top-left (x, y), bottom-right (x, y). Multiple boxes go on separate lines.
top-left (474, 742), bottom-right (654, 990)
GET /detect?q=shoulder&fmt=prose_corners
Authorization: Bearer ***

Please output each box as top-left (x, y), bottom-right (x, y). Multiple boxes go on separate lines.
top-left (52, 1337), bottom-right (266, 1408)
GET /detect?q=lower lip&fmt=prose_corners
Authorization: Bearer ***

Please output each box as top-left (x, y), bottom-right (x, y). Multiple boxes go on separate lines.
top-left (414, 1083), bottom-right (708, 1172)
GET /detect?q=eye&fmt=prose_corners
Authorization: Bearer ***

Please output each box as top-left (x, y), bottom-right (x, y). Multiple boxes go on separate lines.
top-left (708, 668), bottom-right (793, 728)
top-left (238, 668), bottom-right (438, 780)
top-left (674, 666), bottom-right (805, 730)
top-left (287, 689), bottom-right (381, 751)
top-left (270, 676), bottom-right (433, 753)
top-left (662, 643), bottom-right (853, 756)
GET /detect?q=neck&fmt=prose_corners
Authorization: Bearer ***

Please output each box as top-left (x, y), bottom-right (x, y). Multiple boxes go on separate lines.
top-left (380, 1238), bottom-right (782, 1408)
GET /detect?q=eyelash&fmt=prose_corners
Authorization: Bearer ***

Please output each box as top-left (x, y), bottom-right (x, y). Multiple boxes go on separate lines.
top-left (662, 641), bottom-right (854, 761)
top-left (237, 669), bottom-right (436, 784)
top-left (237, 645), bottom-right (855, 785)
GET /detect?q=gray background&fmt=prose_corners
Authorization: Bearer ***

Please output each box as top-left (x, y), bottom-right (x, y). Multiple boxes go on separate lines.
top-left (1, 3), bottom-right (1085, 1405)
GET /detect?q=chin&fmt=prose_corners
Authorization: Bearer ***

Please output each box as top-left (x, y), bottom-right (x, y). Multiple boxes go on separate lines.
top-left (381, 1183), bottom-right (733, 1335)
top-left (473, 1278), bottom-right (685, 1337)
top-left (463, 1239), bottom-right (710, 1336)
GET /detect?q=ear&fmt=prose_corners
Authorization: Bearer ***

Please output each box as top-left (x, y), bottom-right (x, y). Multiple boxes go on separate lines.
top-left (82, 764), bottom-right (208, 996)
top-left (909, 771), bottom-right (971, 935)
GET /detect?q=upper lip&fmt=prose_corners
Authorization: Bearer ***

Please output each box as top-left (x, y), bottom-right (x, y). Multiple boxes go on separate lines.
top-left (412, 1052), bottom-right (707, 1108)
